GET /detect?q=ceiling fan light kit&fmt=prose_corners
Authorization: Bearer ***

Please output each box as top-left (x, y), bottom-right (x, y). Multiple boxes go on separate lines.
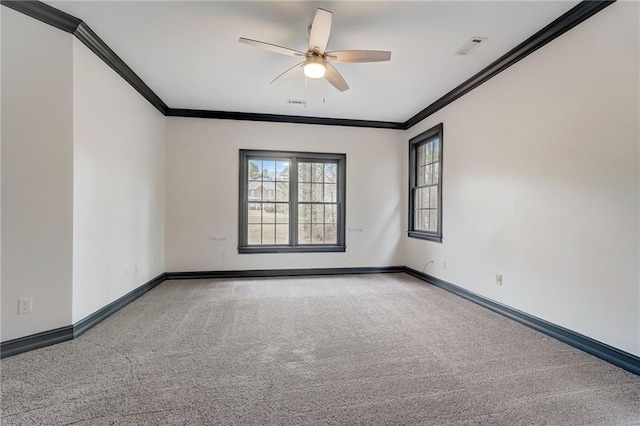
top-left (239, 8), bottom-right (391, 93)
top-left (303, 56), bottom-right (326, 79)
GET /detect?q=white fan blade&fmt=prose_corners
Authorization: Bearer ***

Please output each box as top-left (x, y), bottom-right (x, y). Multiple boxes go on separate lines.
top-left (309, 8), bottom-right (332, 54)
top-left (239, 37), bottom-right (305, 57)
top-left (324, 63), bottom-right (349, 92)
top-left (270, 61), bottom-right (305, 85)
top-left (325, 50), bottom-right (391, 63)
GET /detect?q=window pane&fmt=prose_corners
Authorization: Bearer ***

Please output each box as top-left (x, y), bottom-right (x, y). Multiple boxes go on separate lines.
top-left (324, 163), bottom-right (337, 183)
top-left (429, 209), bottom-right (438, 232)
top-left (425, 142), bottom-right (433, 164)
top-left (312, 163), bottom-right (324, 182)
top-left (298, 163), bottom-right (311, 182)
top-left (298, 204), bottom-right (311, 224)
top-left (262, 204), bottom-right (275, 223)
top-left (429, 186), bottom-right (438, 209)
top-left (248, 224), bottom-right (261, 245)
top-left (433, 162), bottom-right (440, 184)
top-left (312, 204), bottom-right (324, 223)
top-left (433, 139), bottom-right (440, 161)
top-left (311, 224), bottom-right (324, 244)
top-left (276, 161), bottom-right (290, 181)
top-left (311, 183), bottom-right (323, 202)
top-left (262, 225), bottom-right (275, 244)
top-left (325, 204), bottom-right (337, 224)
top-left (276, 182), bottom-right (289, 201)
top-left (249, 160), bottom-right (262, 180)
top-left (248, 181), bottom-right (261, 201)
top-left (275, 204), bottom-right (289, 223)
top-left (417, 164), bottom-right (425, 185)
top-left (248, 204), bottom-right (262, 223)
top-left (298, 224), bottom-right (311, 244)
top-left (262, 182), bottom-right (275, 201)
top-left (299, 183), bottom-right (311, 202)
top-left (417, 187), bottom-right (429, 209)
top-left (415, 209), bottom-right (429, 231)
top-left (324, 225), bottom-right (337, 244)
top-left (324, 184), bottom-right (337, 202)
top-left (262, 161), bottom-right (275, 181)
top-left (417, 145), bottom-right (425, 167)
top-left (276, 224), bottom-right (289, 244)
top-left (425, 164), bottom-right (433, 185)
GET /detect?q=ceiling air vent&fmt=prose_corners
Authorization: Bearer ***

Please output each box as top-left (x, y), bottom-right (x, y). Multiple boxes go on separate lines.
top-left (455, 37), bottom-right (487, 56)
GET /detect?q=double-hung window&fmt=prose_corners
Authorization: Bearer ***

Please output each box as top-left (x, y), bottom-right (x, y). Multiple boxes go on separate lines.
top-left (408, 123), bottom-right (443, 242)
top-left (239, 150), bottom-right (346, 253)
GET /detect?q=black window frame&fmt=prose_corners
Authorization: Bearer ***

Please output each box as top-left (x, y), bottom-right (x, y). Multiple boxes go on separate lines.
top-left (239, 149), bottom-right (346, 254)
top-left (408, 123), bottom-right (443, 242)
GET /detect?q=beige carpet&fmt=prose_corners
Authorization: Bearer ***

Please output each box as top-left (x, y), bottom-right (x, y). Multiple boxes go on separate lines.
top-left (1, 273), bottom-right (639, 425)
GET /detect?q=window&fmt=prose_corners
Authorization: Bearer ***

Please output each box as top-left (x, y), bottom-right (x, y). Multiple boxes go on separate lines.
top-left (408, 123), bottom-right (443, 242)
top-left (239, 150), bottom-right (346, 253)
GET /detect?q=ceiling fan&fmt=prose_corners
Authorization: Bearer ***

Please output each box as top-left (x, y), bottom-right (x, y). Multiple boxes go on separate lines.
top-left (239, 8), bottom-right (391, 92)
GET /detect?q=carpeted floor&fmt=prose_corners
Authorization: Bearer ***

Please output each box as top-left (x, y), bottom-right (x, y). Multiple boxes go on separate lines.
top-left (1, 273), bottom-right (639, 425)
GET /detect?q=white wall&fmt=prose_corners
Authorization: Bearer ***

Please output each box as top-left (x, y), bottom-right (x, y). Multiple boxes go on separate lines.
top-left (165, 118), bottom-right (404, 272)
top-left (72, 39), bottom-right (165, 323)
top-left (2, 1), bottom-right (638, 360)
top-left (1, 8), bottom-right (74, 341)
top-left (1, 5), bottom-right (3, 339)
top-left (403, 1), bottom-right (640, 356)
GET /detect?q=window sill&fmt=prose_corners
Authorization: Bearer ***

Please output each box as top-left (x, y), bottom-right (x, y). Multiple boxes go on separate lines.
top-left (407, 231), bottom-right (442, 243)
top-left (238, 245), bottom-right (346, 254)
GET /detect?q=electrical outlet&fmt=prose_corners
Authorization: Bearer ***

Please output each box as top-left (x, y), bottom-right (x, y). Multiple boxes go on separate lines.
top-left (222, 252), bottom-right (228, 262)
top-left (442, 260), bottom-right (447, 269)
top-left (18, 297), bottom-right (33, 314)
top-left (134, 265), bottom-right (139, 275)
top-left (496, 274), bottom-right (503, 286)
top-left (124, 268), bottom-right (129, 278)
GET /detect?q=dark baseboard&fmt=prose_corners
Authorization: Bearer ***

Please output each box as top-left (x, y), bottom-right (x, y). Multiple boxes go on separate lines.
top-left (165, 266), bottom-right (406, 280)
top-left (73, 273), bottom-right (166, 338)
top-left (4, 266), bottom-right (639, 377)
top-left (1, 273), bottom-right (166, 359)
top-left (0, 326), bottom-right (74, 359)
top-left (403, 267), bottom-right (640, 376)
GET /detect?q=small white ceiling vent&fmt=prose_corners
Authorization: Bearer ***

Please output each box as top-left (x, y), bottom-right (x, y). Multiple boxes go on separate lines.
top-left (455, 37), bottom-right (487, 55)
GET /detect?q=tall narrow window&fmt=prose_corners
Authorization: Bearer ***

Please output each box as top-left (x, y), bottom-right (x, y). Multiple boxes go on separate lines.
top-left (239, 150), bottom-right (346, 253)
top-left (408, 123), bottom-right (443, 242)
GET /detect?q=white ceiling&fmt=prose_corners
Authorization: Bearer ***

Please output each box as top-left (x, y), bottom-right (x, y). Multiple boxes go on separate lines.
top-left (45, 1), bottom-right (579, 123)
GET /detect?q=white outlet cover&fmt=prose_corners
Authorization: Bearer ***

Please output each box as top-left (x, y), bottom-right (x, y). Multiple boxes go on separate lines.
top-left (18, 297), bottom-right (33, 314)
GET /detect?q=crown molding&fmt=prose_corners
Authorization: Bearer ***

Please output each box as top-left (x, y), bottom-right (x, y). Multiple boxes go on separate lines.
top-left (2, 0), bottom-right (615, 129)
top-left (166, 108), bottom-right (404, 129)
top-left (1, 0), bottom-right (80, 33)
top-left (74, 22), bottom-right (168, 114)
top-left (403, 0), bottom-right (615, 129)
